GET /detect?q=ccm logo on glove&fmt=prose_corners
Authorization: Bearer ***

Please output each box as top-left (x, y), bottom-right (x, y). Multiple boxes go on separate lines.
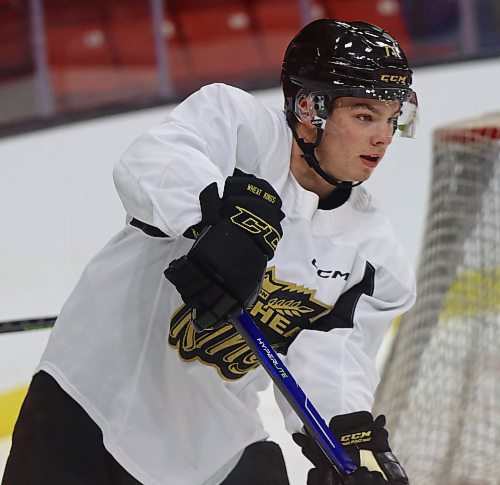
top-left (230, 206), bottom-right (281, 251)
top-left (340, 431), bottom-right (372, 446)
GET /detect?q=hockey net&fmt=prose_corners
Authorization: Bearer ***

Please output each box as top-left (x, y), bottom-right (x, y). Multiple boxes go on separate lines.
top-left (374, 113), bottom-right (500, 485)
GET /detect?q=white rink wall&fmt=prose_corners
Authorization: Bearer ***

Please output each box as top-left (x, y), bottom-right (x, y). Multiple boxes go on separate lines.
top-left (1, 58), bottom-right (500, 483)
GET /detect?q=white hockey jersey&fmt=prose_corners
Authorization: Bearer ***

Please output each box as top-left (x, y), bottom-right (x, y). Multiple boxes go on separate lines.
top-left (38, 84), bottom-right (416, 485)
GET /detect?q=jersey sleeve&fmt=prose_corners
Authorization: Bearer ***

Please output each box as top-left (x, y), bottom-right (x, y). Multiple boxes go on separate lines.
top-left (275, 253), bottom-right (416, 433)
top-left (112, 84), bottom-right (267, 237)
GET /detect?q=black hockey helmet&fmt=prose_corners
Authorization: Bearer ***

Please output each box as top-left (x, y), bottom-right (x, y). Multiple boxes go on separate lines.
top-left (281, 18), bottom-right (417, 139)
top-left (281, 18), bottom-right (418, 187)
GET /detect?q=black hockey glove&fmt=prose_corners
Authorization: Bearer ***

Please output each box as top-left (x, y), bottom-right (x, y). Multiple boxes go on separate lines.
top-left (292, 411), bottom-right (409, 485)
top-left (164, 174), bottom-right (284, 332)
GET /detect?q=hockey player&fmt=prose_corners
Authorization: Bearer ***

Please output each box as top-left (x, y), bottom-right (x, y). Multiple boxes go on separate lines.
top-left (3, 19), bottom-right (418, 485)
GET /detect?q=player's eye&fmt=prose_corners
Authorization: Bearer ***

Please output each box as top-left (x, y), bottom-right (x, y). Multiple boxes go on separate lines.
top-left (357, 114), bottom-right (373, 122)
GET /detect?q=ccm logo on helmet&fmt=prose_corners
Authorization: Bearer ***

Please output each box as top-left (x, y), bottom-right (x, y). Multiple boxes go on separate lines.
top-left (380, 74), bottom-right (407, 84)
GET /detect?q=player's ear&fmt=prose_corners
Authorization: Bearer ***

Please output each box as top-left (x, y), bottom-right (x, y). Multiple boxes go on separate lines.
top-left (296, 94), bottom-right (316, 127)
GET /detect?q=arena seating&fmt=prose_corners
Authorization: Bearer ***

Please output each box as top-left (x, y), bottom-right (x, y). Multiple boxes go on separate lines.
top-left (44, 0), bottom-right (190, 108)
top-left (322, 0), bottom-right (413, 56)
top-left (251, 0), bottom-right (325, 70)
top-left (0, 2), bottom-right (33, 81)
top-left (1, 0), bottom-right (497, 123)
top-left (175, 1), bottom-right (264, 82)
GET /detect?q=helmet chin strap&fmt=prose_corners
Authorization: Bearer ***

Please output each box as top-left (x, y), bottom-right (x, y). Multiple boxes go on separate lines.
top-left (289, 118), bottom-right (362, 188)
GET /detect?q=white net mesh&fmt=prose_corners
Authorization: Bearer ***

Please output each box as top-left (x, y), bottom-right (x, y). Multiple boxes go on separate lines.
top-left (374, 113), bottom-right (500, 485)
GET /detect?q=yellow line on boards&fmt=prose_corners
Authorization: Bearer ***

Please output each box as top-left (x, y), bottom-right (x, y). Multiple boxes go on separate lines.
top-left (0, 386), bottom-right (28, 438)
top-left (441, 268), bottom-right (500, 319)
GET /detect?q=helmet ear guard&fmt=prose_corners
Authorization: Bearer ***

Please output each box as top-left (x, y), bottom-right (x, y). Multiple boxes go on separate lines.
top-left (294, 92), bottom-right (314, 123)
top-left (294, 90), bottom-right (332, 129)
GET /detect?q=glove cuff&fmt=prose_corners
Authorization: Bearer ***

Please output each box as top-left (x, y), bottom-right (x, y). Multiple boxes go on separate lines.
top-left (329, 411), bottom-right (374, 434)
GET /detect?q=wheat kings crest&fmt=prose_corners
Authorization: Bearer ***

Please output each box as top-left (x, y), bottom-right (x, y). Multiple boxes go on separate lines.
top-left (168, 267), bottom-right (332, 380)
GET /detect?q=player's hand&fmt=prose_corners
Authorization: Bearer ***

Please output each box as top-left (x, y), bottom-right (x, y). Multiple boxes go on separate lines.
top-left (164, 173), bottom-right (284, 331)
top-left (293, 411), bottom-right (409, 485)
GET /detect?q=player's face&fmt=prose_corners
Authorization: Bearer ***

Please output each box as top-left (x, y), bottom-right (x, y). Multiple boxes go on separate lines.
top-left (315, 97), bottom-right (400, 183)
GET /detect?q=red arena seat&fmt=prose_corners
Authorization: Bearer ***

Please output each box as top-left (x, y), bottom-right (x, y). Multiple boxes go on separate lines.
top-left (252, 0), bottom-right (326, 70)
top-left (176, 2), bottom-right (265, 82)
top-left (322, 0), bottom-right (413, 55)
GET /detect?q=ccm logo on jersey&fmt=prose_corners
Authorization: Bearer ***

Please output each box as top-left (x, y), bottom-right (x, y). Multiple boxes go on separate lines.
top-left (311, 259), bottom-right (349, 281)
top-left (231, 206), bottom-right (281, 250)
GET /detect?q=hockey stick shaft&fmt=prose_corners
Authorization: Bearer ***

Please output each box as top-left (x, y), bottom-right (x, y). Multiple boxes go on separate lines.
top-left (233, 311), bottom-right (356, 478)
top-left (0, 316), bottom-right (56, 333)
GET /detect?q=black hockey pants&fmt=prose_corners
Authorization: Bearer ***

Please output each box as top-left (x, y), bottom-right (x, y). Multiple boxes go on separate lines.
top-left (2, 371), bottom-right (290, 485)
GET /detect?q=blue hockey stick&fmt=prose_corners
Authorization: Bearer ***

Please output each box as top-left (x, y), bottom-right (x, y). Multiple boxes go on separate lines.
top-left (232, 311), bottom-right (357, 479)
